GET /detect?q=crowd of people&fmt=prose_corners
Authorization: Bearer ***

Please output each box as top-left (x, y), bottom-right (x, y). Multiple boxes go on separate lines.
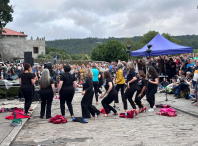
top-left (1, 52), bottom-right (198, 119)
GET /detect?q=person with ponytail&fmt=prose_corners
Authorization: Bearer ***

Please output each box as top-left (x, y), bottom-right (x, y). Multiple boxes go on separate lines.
top-left (146, 66), bottom-right (159, 112)
top-left (123, 62), bottom-right (139, 115)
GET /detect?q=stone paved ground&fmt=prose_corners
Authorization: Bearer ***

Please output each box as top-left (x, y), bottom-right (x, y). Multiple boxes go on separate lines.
top-left (11, 90), bottom-right (198, 146)
top-left (0, 98), bottom-right (37, 145)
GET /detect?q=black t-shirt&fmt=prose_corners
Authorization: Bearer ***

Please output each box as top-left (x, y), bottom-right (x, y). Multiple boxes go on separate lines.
top-left (127, 69), bottom-right (138, 87)
top-left (137, 78), bottom-right (147, 89)
top-left (83, 77), bottom-right (93, 93)
top-left (105, 78), bottom-right (116, 94)
top-left (38, 79), bottom-right (53, 90)
top-left (171, 62), bottom-right (176, 73)
top-left (166, 62), bottom-right (171, 71)
top-left (20, 73), bottom-right (34, 89)
top-left (147, 75), bottom-right (158, 89)
top-left (99, 72), bottom-right (103, 83)
top-left (60, 73), bottom-right (75, 88)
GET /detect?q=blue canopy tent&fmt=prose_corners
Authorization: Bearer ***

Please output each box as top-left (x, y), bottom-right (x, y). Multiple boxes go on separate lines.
top-left (130, 33), bottom-right (193, 57)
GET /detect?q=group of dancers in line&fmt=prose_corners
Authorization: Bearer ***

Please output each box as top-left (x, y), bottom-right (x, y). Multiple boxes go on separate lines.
top-left (19, 62), bottom-right (159, 119)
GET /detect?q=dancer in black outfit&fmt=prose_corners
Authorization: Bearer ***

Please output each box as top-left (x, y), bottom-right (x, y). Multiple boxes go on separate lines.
top-left (38, 69), bottom-right (55, 119)
top-left (81, 68), bottom-right (100, 118)
top-left (135, 70), bottom-right (147, 113)
top-left (19, 63), bottom-right (35, 116)
top-left (99, 71), bottom-right (118, 117)
top-left (146, 66), bottom-right (159, 112)
top-left (97, 69), bottom-right (103, 95)
top-left (58, 65), bottom-right (77, 118)
top-left (123, 62), bottom-right (139, 115)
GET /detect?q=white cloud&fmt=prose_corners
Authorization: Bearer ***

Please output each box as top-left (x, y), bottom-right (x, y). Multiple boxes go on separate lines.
top-left (5, 0), bottom-right (198, 40)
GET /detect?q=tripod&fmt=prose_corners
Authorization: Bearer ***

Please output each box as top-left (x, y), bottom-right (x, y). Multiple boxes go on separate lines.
top-left (159, 57), bottom-right (175, 103)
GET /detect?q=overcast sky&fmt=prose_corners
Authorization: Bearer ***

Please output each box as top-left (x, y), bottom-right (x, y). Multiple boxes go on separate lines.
top-left (6, 0), bottom-right (198, 40)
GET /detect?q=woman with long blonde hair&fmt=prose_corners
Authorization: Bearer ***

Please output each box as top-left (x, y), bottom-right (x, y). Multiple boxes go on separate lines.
top-left (81, 68), bottom-right (100, 118)
top-left (38, 69), bottom-right (55, 119)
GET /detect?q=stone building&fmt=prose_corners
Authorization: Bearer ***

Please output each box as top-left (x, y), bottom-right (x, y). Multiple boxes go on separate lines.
top-left (0, 28), bottom-right (45, 62)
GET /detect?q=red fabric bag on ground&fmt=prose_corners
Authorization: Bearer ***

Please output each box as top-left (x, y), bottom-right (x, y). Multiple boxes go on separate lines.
top-left (119, 110), bottom-right (135, 118)
top-left (156, 108), bottom-right (177, 117)
top-left (49, 115), bottom-right (67, 124)
top-left (5, 108), bottom-right (31, 120)
top-left (100, 108), bottom-right (106, 114)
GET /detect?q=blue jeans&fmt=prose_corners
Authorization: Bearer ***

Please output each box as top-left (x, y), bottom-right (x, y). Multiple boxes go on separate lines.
top-left (192, 80), bottom-right (197, 91)
top-left (53, 58), bottom-right (57, 64)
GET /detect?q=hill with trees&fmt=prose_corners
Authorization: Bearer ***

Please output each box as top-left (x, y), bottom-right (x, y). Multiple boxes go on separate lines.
top-left (45, 32), bottom-right (198, 57)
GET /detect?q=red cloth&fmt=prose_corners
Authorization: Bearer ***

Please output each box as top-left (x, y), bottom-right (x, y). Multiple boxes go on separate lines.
top-left (156, 108), bottom-right (177, 117)
top-left (5, 114), bottom-right (30, 120)
top-left (49, 115), bottom-right (67, 124)
top-left (100, 108), bottom-right (106, 114)
top-left (5, 108), bottom-right (30, 119)
top-left (119, 110), bottom-right (135, 118)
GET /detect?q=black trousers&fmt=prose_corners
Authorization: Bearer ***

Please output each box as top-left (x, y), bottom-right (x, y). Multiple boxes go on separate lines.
top-left (81, 91), bottom-right (100, 118)
top-left (123, 87), bottom-right (137, 110)
top-left (135, 89), bottom-right (145, 108)
top-left (146, 87), bottom-right (157, 108)
top-left (40, 89), bottom-right (53, 118)
top-left (21, 88), bottom-right (33, 114)
top-left (60, 87), bottom-right (74, 116)
top-left (93, 82), bottom-right (99, 102)
top-left (101, 92), bottom-right (117, 114)
top-left (115, 84), bottom-right (125, 103)
top-left (98, 81), bottom-right (103, 94)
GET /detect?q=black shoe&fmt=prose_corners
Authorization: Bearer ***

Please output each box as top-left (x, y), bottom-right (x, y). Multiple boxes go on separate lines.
top-left (19, 98), bottom-right (25, 101)
top-left (7, 98), bottom-right (14, 100)
top-left (175, 96), bottom-right (181, 99)
top-left (46, 116), bottom-right (52, 119)
top-left (192, 100), bottom-right (197, 104)
top-left (173, 94), bottom-right (177, 97)
top-left (40, 116), bottom-right (44, 119)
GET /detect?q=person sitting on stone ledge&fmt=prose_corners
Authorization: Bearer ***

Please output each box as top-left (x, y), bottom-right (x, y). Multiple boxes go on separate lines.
top-left (53, 53), bottom-right (59, 64)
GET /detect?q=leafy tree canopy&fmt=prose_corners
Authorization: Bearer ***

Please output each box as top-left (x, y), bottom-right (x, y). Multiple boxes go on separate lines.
top-left (37, 47), bottom-right (71, 60)
top-left (0, 0), bottom-right (14, 35)
top-left (91, 40), bottom-right (128, 62)
top-left (70, 54), bottom-right (89, 60)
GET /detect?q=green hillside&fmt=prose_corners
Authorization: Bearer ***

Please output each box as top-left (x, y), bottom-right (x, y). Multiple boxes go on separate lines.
top-left (46, 35), bottom-right (198, 55)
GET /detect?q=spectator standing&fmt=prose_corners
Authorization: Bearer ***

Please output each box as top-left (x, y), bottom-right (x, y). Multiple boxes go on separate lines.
top-left (186, 59), bottom-right (194, 73)
top-left (169, 58), bottom-right (176, 79)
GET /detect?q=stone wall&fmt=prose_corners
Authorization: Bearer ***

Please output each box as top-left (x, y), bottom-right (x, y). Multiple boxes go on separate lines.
top-left (0, 36), bottom-right (45, 62)
top-left (34, 58), bottom-right (106, 65)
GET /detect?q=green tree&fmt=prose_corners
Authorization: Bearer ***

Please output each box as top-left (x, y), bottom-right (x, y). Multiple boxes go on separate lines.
top-left (162, 33), bottom-right (181, 44)
top-left (0, 0), bottom-right (14, 35)
top-left (139, 30), bottom-right (159, 44)
top-left (70, 54), bottom-right (89, 60)
top-left (91, 40), bottom-right (128, 62)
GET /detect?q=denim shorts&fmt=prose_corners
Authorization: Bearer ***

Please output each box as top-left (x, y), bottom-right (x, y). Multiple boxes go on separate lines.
top-left (192, 80), bottom-right (197, 91)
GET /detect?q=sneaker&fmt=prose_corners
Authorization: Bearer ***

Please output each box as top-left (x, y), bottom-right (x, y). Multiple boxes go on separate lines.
top-left (189, 98), bottom-right (195, 101)
top-left (192, 100), bottom-right (197, 104)
top-left (175, 96), bottom-right (181, 99)
top-left (153, 105), bottom-right (156, 109)
top-left (148, 108), bottom-right (154, 112)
